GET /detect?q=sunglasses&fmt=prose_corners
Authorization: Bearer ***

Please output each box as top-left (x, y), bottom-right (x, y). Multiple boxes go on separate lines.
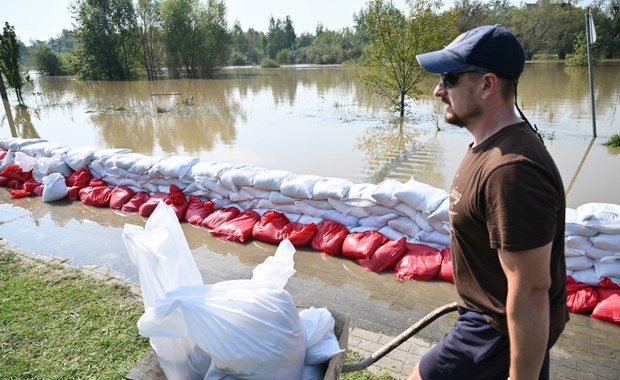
top-left (439, 70), bottom-right (488, 89)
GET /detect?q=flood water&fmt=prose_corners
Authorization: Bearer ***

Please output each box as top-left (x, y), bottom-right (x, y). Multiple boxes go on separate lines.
top-left (1, 61), bottom-right (620, 282)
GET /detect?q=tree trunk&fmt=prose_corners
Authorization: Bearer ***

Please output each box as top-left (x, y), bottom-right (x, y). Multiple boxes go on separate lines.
top-left (399, 93), bottom-right (405, 118)
top-left (0, 74), bottom-right (8, 101)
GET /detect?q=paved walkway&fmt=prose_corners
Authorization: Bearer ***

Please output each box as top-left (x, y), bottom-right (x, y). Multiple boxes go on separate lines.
top-left (6, 237), bottom-right (619, 380)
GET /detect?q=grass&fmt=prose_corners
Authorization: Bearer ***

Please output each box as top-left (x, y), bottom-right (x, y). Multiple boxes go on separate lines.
top-left (0, 248), bottom-right (149, 379)
top-left (603, 133), bottom-right (620, 148)
top-left (0, 248), bottom-right (397, 380)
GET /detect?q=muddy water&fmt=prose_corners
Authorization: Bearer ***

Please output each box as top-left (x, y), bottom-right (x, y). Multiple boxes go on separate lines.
top-left (1, 62), bottom-right (619, 289)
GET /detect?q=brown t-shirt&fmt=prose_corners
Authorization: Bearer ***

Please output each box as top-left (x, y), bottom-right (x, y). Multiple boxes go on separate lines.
top-left (449, 122), bottom-right (568, 340)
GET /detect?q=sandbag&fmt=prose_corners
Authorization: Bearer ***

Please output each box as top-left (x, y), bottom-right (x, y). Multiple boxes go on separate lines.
top-left (437, 247), bottom-right (454, 283)
top-left (357, 237), bottom-right (407, 272)
top-left (121, 191), bottom-right (150, 213)
top-left (1, 164), bottom-right (32, 183)
top-left (109, 186), bottom-right (135, 210)
top-left (79, 186), bottom-right (112, 207)
top-left (341, 230), bottom-right (388, 260)
top-left (282, 222), bottom-right (317, 247)
top-left (184, 194), bottom-right (214, 226)
top-left (393, 243), bottom-right (442, 281)
top-left (596, 277), bottom-right (620, 300)
top-left (163, 184), bottom-right (189, 221)
top-left (566, 276), bottom-right (599, 314)
top-left (138, 192), bottom-right (168, 218)
top-left (65, 168), bottom-right (93, 188)
top-left (210, 210), bottom-right (260, 243)
top-left (253, 211), bottom-right (291, 244)
top-left (42, 173), bottom-right (68, 202)
top-left (311, 220), bottom-right (349, 256)
top-left (202, 206), bottom-right (241, 230)
top-left (591, 294), bottom-right (620, 325)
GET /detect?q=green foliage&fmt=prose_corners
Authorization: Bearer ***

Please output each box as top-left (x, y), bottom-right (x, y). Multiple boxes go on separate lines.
top-left (71, 0), bottom-right (140, 79)
top-left (0, 22), bottom-right (30, 104)
top-left (265, 16), bottom-right (296, 59)
top-left (160, 0), bottom-right (230, 78)
top-left (357, 0), bottom-right (457, 117)
top-left (566, 30), bottom-right (602, 67)
top-left (260, 57), bottom-right (280, 68)
top-left (0, 250), bottom-right (149, 379)
top-left (136, 0), bottom-right (166, 80)
top-left (340, 351), bottom-right (396, 380)
top-left (603, 133), bottom-right (620, 148)
top-left (31, 44), bottom-right (66, 75)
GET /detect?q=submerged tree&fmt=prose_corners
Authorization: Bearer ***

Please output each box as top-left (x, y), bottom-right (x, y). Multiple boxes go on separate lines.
top-left (0, 22), bottom-right (30, 104)
top-left (136, 0), bottom-right (165, 79)
top-left (356, 0), bottom-right (456, 117)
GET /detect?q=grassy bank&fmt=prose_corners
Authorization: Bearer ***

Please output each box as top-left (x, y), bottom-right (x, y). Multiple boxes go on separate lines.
top-left (0, 246), bottom-right (395, 380)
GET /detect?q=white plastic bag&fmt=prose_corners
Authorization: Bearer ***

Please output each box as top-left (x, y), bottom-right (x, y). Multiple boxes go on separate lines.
top-left (299, 307), bottom-right (343, 366)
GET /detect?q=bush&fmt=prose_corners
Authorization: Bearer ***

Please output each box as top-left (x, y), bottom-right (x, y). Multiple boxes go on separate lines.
top-left (603, 133), bottom-right (620, 148)
top-left (260, 58), bottom-right (280, 68)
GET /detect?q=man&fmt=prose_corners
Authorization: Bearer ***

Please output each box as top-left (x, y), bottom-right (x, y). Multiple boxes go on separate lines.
top-left (410, 25), bottom-right (568, 380)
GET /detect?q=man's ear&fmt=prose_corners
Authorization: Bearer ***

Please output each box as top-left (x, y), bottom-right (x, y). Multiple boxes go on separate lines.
top-left (480, 73), bottom-right (499, 100)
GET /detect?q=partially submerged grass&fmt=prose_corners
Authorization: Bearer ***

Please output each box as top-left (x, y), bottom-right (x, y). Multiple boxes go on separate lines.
top-left (0, 249), bottom-right (149, 379)
top-left (603, 133), bottom-right (620, 148)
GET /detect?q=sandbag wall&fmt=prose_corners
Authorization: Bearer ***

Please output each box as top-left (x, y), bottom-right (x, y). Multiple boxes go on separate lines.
top-left (0, 137), bottom-right (618, 325)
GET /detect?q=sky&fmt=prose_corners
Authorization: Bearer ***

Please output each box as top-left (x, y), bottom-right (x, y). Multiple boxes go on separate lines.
top-left (1, 0), bottom-right (413, 44)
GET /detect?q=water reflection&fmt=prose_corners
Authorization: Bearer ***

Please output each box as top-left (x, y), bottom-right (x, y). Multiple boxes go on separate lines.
top-left (1, 63), bottom-right (619, 205)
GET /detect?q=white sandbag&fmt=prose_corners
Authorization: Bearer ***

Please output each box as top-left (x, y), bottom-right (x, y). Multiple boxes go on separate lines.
top-left (591, 233), bottom-right (620, 251)
top-left (106, 152), bottom-right (150, 170)
top-left (565, 255), bottom-right (595, 271)
top-left (14, 151), bottom-right (38, 172)
top-left (64, 146), bottom-right (96, 171)
top-left (269, 190), bottom-right (297, 205)
top-left (595, 256), bottom-right (620, 279)
top-left (202, 179), bottom-right (234, 198)
top-left (122, 202), bottom-right (203, 308)
top-left (565, 234), bottom-right (591, 249)
top-left (418, 230), bottom-right (451, 248)
top-left (428, 218), bottom-right (450, 234)
top-left (393, 177), bottom-right (448, 213)
top-left (128, 155), bottom-right (164, 175)
top-left (314, 209), bottom-right (359, 227)
top-left (358, 213), bottom-right (399, 228)
top-left (219, 164), bottom-right (265, 192)
top-left (427, 198), bottom-right (450, 221)
top-left (228, 188), bottom-right (255, 202)
top-left (41, 173), bottom-right (68, 202)
top-left (326, 198), bottom-right (371, 218)
top-left (388, 216), bottom-right (421, 239)
top-left (299, 215), bottom-right (323, 225)
top-left (283, 212), bottom-right (302, 223)
top-left (238, 198), bottom-right (261, 210)
top-left (415, 212), bottom-right (434, 233)
top-left (148, 155), bottom-right (199, 179)
top-left (378, 225), bottom-right (407, 241)
top-left (299, 307), bottom-right (342, 366)
top-left (190, 161), bottom-right (234, 180)
top-left (565, 246), bottom-right (586, 257)
top-left (367, 204), bottom-right (400, 216)
top-left (299, 199), bottom-right (333, 210)
top-left (5, 137), bottom-right (46, 151)
top-left (33, 155), bottom-right (73, 183)
top-left (281, 174), bottom-right (323, 199)
top-left (311, 177), bottom-right (353, 200)
top-left (576, 202), bottom-right (620, 234)
top-left (241, 186), bottom-right (271, 200)
top-left (341, 183), bottom-right (378, 207)
top-left (371, 179), bottom-right (403, 208)
top-left (584, 244), bottom-right (617, 260)
top-left (348, 225), bottom-right (379, 233)
top-left (92, 148), bottom-right (132, 163)
top-left (248, 169), bottom-right (292, 190)
top-left (565, 208), bottom-right (597, 236)
top-left (394, 202), bottom-right (420, 219)
top-left (571, 267), bottom-right (600, 285)
top-left (18, 141), bottom-right (63, 157)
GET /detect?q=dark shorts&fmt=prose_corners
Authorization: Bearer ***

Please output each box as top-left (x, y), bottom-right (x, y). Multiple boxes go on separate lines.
top-left (418, 309), bottom-right (555, 380)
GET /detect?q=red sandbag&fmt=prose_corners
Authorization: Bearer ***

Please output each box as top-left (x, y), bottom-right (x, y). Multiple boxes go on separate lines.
top-left (184, 195), bottom-right (214, 226)
top-left (138, 192), bottom-right (168, 218)
top-left (66, 186), bottom-right (81, 201)
top-left (1, 164), bottom-right (32, 182)
top-left (437, 248), bottom-right (454, 283)
top-left (65, 169), bottom-right (93, 188)
top-left (591, 294), bottom-right (620, 325)
top-left (357, 237), bottom-right (407, 272)
top-left (89, 178), bottom-right (107, 187)
top-left (282, 222), bottom-right (317, 247)
top-left (163, 185), bottom-right (188, 221)
top-left (79, 186), bottom-right (112, 207)
top-left (596, 277), bottom-right (620, 301)
top-left (311, 220), bottom-right (349, 256)
top-left (0, 176), bottom-right (8, 186)
top-left (342, 230), bottom-right (388, 260)
top-left (109, 186), bottom-right (135, 210)
top-left (566, 276), bottom-right (599, 314)
top-left (393, 243), bottom-right (442, 281)
top-left (8, 188), bottom-right (32, 198)
top-left (7, 179), bottom-right (41, 198)
top-left (202, 206), bottom-right (241, 230)
top-left (0, 150), bottom-right (6, 160)
top-left (252, 211), bottom-right (291, 244)
top-left (121, 191), bottom-right (150, 212)
top-left (211, 210), bottom-right (261, 243)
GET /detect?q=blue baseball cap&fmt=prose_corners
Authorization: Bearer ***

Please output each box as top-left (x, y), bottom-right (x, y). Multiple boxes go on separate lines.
top-left (416, 24), bottom-right (526, 80)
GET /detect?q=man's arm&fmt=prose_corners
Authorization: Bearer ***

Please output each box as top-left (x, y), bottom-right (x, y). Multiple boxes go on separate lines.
top-left (498, 242), bottom-right (552, 380)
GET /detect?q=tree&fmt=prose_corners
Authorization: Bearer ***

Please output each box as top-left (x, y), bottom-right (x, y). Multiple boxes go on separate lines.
top-left (357, 0), bottom-right (456, 117)
top-left (265, 16), bottom-right (296, 59)
top-left (31, 44), bottom-right (66, 75)
top-left (0, 22), bottom-right (30, 104)
top-left (136, 0), bottom-right (165, 79)
top-left (566, 30), bottom-right (603, 66)
top-left (71, 0), bottom-right (139, 79)
top-left (452, 0), bottom-right (491, 32)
